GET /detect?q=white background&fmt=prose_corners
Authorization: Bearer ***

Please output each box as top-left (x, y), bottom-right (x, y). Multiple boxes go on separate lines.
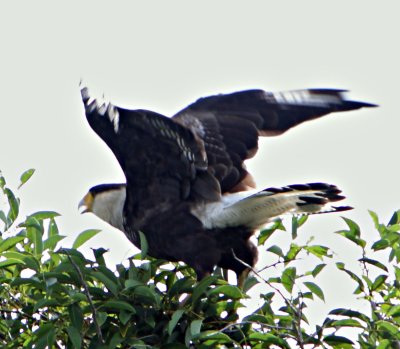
top-left (1, 0), bottom-right (399, 335)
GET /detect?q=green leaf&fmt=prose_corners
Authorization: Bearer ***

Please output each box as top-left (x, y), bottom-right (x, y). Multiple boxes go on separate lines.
top-left (286, 243), bottom-right (301, 261)
top-left (371, 239), bottom-right (390, 251)
top-left (45, 277), bottom-right (57, 288)
top-left (96, 265), bottom-right (119, 283)
top-left (311, 263), bottom-right (326, 277)
top-left (96, 311), bottom-right (108, 326)
top-left (258, 219), bottom-right (285, 245)
top-left (336, 217), bottom-right (366, 248)
top-left (291, 215), bottom-right (308, 240)
top-left (342, 217), bottom-right (361, 236)
top-left (305, 245), bottom-right (330, 260)
top-left (119, 310), bottom-right (132, 325)
top-left (0, 173), bottom-right (6, 189)
top-left (10, 277), bottom-right (44, 289)
top-left (33, 298), bottom-right (59, 312)
top-left (208, 285), bottom-right (243, 299)
top-left (33, 323), bottom-right (56, 349)
top-left (168, 277), bottom-right (195, 297)
top-left (377, 339), bottom-right (392, 349)
top-left (329, 308), bottom-right (370, 323)
top-left (29, 211), bottom-right (60, 221)
top-left (168, 309), bottom-right (185, 335)
top-left (301, 291), bottom-right (314, 300)
top-left (281, 267), bottom-right (296, 293)
top-left (336, 262), bottom-right (365, 293)
top-left (197, 331), bottom-right (232, 343)
top-left (371, 274), bottom-right (387, 291)
top-left (48, 217), bottom-right (59, 237)
top-left (138, 231), bottom-right (148, 258)
top-left (69, 303), bottom-right (84, 329)
top-left (249, 333), bottom-right (290, 348)
top-left (72, 229), bottom-right (101, 249)
top-left (359, 257), bottom-right (388, 272)
top-left (387, 224), bottom-right (400, 233)
top-left (43, 235), bottom-right (65, 251)
top-left (67, 326), bottom-right (82, 349)
top-left (192, 275), bottom-right (217, 304)
top-left (297, 214), bottom-right (308, 227)
top-left (369, 210), bottom-right (380, 228)
top-left (100, 300), bottom-right (136, 313)
top-left (18, 217), bottom-right (43, 231)
top-left (267, 245), bottom-right (283, 257)
top-left (190, 319), bottom-right (203, 337)
top-left (330, 319), bottom-right (363, 328)
top-left (377, 320), bottom-right (400, 335)
top-left (91, 271), bottom-right (119, 295)
top-left (57, 247), bottom-right (87, 261)
top-left (5, 188), bottom-right (19, 226)
top-left (124, 279), bottom-right (145, 289)
top-left (387, 304), bottom-right (400, 317)
top-left (0, 258), bottom-right (24, 268)
top-left (242, 275), bottom-right (259, 293)
top-left (110, 332), bottom-right (124, 348)
top-left (133, 285), bottom-right (159, 305)
top-left (2, 251), bottom-right (40, 271)
top-left (0, 210), bottom-right (7, 225)
top-left (18, 168), bottom-right (35, 189)
top-left (27, 224), bottom-right (43, 256)
top-left (304, 281), bottom-right (325, 301)
top-left (0, 235), bottom-right (25, 252)
top-left (292, 215), bottom-right (299, 240)
top-left (92, 247), bottom-right (107, 266)
top-left (323, 335), bottom-right (354, 347)
top-left (388, 210), bottom-right (400, 226)
top-left (162, 344), bottom-right (187, 349)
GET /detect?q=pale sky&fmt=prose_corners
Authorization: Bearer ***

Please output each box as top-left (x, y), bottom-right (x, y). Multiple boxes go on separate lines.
top-left (1, 0), bottom-right (399, 335)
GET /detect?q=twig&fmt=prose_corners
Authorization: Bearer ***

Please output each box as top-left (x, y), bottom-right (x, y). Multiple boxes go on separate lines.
top-left (257, 257), bottom-right (301, 273)
top-left (0, 307), bottom-right (37, 321)
top-left (219, 320), bottom-right (294, 335)
top-left (63, 249), bottom-right (104, 344)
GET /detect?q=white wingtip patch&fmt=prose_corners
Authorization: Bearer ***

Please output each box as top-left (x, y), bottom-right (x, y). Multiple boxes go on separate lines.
top-left (97, 103), bottom-right (108, 115)
top-left (80, 86), bottom-right (90, 101)
top-left (111, 109), bottom-right (120, 133)
top-left (272, 90), bottom-right (342, 107)
top-left (81, 86), bottom-right (120, 133)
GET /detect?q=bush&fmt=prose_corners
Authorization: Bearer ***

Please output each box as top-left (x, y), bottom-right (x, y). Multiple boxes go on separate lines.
top-left (0, 170), bottom-right (399, 348)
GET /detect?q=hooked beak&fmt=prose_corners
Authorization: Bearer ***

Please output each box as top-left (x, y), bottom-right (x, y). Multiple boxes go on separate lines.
top-left (78, 192), bottom-right (94, 214)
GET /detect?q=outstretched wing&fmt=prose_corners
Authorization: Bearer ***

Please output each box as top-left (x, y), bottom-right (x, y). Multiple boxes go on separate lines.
top-left (81, 87), bottom-right (221, 228)
top-left (173, 88), bottom-right (376, 193)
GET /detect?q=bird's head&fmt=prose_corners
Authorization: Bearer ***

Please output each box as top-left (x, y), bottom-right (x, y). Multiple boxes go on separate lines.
top-left (79, 183), bottom-right (126, 231)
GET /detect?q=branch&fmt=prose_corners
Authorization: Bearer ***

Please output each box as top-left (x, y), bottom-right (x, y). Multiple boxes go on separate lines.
top-left (63, 249), bottom-right (104, 344)
top-left (257, 257), bottom-right (302, 273)
top-left (231, 250), bottom-right (305, 349)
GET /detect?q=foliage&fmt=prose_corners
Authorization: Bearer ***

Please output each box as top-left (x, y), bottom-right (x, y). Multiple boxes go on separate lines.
top-left (0, 170), bottom-right (399, 348)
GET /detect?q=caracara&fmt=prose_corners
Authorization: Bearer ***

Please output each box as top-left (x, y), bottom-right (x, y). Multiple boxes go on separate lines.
top-left (79, 87), bottom-right (375, 285)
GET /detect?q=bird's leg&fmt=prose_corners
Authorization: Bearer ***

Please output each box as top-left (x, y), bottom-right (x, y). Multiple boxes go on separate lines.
top-left (197, 271), bottom-right (211, 281)
top-left (237, 268), bottom-right (251, 289)
top-left (222, 268), bottom-right (229, 282)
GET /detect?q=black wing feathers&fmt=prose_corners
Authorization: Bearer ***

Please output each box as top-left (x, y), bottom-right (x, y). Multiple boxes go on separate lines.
top-left (82, 86), bottom-right (375, 205)
top-left (81, 88), bottom-right (221, 222)
top-left (173, 88), bottom-right (376, 193)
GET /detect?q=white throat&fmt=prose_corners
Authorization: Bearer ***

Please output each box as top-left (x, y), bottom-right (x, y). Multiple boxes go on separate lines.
top-left (92, 188), bottom-right (126, 231)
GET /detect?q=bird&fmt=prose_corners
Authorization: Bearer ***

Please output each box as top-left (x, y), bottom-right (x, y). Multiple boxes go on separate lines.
top-left (79, 86), bottom-right (376, 286)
